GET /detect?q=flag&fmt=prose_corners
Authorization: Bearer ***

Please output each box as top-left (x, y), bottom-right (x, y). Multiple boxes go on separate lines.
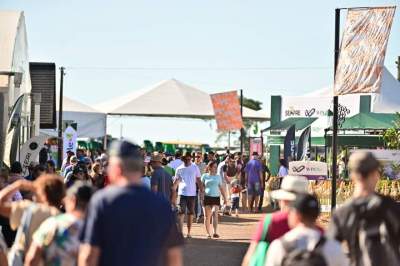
top-left (210, 91), bottom-right (244, 131)
top-left (297, 126), bottom-right (311, 161)
top-left (334, 7), bottom-right (396, 95)
top-left (284, 125), bottom-right (296, 162)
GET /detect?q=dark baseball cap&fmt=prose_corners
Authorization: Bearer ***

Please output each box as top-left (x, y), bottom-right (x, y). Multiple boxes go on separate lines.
top-left (109, 140), bottom-right (142, 160)
top-left (290, 194), bottom-right (320, 221)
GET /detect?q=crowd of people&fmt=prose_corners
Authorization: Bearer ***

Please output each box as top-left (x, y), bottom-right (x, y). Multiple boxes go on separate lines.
top-left (0, 140), bottom-right (398, 266)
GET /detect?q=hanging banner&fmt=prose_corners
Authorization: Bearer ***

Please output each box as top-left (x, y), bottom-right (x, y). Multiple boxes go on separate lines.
top-left (351, 149), bottom-right (400, 179)
top-left (334, 6), bottom-right (396, 95)
top-left (250, 137), bottom-right (263, 156)
top-left (63, 126), bottom-right (78, 158)
top-left (289, 161), bottom-right (328, 180)
top-left (20, 135), bottom-right (47, 176)
top-left (284, 125), bottom-right (296, 162)
top-left (297, 127), bottom-right (311, 161)
top-left (210, 91), bottom-right (244, 131)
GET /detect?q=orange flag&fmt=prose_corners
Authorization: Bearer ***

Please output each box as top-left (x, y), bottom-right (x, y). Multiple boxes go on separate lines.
top-left (210, 91), bottom-right (244, 131)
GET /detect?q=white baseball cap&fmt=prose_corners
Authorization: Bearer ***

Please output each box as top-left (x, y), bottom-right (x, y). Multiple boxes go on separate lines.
top-left (271, 175), bottom-right (309, 201)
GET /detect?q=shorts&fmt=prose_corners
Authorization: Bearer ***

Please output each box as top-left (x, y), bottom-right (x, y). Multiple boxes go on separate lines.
top-left (231, 197), bottom-right (240, 210)
top-left (177, 195), bottom-right (196, 215)
top-left (203, 196), bottom-right (220, 206)
top-left (247, 182), bottom-right (261, 196)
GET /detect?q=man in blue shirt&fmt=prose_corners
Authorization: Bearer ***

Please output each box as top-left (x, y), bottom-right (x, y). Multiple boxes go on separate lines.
top-left (79, 141), bottom-right (183, 266)
top-left (245, 152), bottom-right (263, 213)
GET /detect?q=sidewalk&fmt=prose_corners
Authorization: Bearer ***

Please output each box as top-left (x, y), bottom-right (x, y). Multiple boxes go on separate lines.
top-left (183, 213), bottom-right (264, 266)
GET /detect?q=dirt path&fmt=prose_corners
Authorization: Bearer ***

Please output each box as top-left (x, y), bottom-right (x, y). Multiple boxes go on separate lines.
top-left (183, 213), bottom-right (263, 266)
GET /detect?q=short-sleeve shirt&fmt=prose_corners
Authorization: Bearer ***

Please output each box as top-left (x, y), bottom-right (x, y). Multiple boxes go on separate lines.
top-left (33, 213), bottom-right (83, 266)
top-left (175, 163), bottom-right (201, 196)
top-left (80, 185), bottom-right (183, 266)
top-left (244, 159), bottom-right (262, 184)
top-left (151, 166), bottom-right (173, 202)
top-left (10, 201), bottom-right (59, 252)
top-left (201, 174), bottom-right (222, 197)
top-left (278, 166), bottom-right (288, 178)
top-left (252, 211), bottom-right (290, 243)
top-left (168, 159), bottom-right (183, 170)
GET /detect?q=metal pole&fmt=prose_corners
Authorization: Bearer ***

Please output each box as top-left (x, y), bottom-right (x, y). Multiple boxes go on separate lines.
top-left (396, 56), bottom-right (400, 81)
top-left (57, 67), bottom-right (65, 169)
top-left (228, 131), bottom-right (231, 150)
top-left (331, 8), bottom-right (341, 210)
top-left (240, 89), bottom-right (244, 154)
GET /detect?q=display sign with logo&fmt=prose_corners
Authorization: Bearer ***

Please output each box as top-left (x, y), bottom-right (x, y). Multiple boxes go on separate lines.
top-left (63, 126), bottom-right (78, 157)
top-left (289, 161), bottom-right (328, 180)
top-left (20, 136), bottom-right (47, 176)
top-left (353, 149), bottom-right (400, 180)
top-left (249, 137), bottom-right (263, 156)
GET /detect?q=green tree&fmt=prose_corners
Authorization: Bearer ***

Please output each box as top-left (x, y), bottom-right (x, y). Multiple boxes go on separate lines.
top-left (382, 112), bottom-right (400, 149)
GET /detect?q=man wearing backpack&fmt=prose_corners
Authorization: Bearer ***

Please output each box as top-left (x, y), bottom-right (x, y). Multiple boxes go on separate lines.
top-left (328, 151), bottom-right (400, 266)
top-left (265, 194), bottom-right (348, 266)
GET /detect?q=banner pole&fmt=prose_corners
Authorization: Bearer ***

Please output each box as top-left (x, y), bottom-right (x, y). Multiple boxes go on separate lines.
top-left (57, 67), bottom-right (65, 170)
top-left (240, 89), bottom-right (244, 154)
top-left (331, 8), bottom-right (341, 210)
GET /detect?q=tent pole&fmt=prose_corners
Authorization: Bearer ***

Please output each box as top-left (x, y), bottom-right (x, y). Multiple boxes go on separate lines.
top-left (331, 8), bottom-right (341, 210)
top-left (240, 89), bottom-right (244, 154)
top-left (57, 67), bottom-right (65, 170)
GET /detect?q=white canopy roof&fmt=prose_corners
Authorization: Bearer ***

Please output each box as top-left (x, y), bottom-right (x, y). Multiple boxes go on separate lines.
top-left (96, 79), bottom-right (269, 120)
top-left (42, 96), bottom-right (106, 138)
top-left (304, 67), bottom-right (400, 113)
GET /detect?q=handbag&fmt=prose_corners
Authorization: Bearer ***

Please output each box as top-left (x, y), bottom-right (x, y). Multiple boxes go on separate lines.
top-left (8, 204), bottom-right (35, 266)
top-left (249, 214), bottom-right (272, 266)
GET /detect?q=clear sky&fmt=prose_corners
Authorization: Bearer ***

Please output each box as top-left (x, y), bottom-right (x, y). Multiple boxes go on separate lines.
top-left (1, 0), bottom-right (399, 146)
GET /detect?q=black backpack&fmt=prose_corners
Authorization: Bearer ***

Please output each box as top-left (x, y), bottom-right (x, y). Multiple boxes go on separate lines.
top-left (281, 236), bottom-right (328, 266)
top-left (345, 195), bottom-right (400, 266)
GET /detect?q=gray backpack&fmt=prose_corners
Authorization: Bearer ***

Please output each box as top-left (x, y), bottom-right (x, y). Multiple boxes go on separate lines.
top-left (281, 236), bottom-right (327, 266)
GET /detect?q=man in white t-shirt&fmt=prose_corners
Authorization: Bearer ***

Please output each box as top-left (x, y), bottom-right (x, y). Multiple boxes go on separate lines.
top-left (265, 194), bottom-right (348, 266)
top-left (173, 152), bottom-right (202, 238)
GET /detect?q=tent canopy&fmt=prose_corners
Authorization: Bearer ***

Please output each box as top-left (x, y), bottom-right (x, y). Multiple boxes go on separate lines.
top-left (340, 113), bottom-right (398, 130)
top-left (96, 79), bottom-right (268, 121)
top-left (262, 117), bottom-right (317, 132)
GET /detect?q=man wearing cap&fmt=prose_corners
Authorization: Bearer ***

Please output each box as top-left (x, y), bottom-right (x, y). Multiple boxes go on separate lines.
top-left (63, 156), bottom-right (78, 178)
top-left (151, 152), bottom-right (174, 203)
top-left (265, 194), bottom-right (348, 266)
top-left (79, 141), bottom-right (183, 266)
top-left (242, 175), bottom-right (309, 266)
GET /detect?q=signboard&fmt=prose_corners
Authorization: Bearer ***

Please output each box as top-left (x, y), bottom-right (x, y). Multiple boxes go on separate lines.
top-left (289, 161), bottom-right (328, 180)
top-left (210, 91), bottom-right (244, 131)
top-left (334, 7), bottom-right (396, 95)
top-left (63, 126), bottom-right (78, 157)
top-left (353, 149), bottom-right (400, 179)
top-left (20, 136), bottom-right (47, 176)
top-left (249, 137), bottom-right (263, 156)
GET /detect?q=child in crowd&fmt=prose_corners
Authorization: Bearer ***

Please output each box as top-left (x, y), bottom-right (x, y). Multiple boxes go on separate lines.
top-left (230, 179), bottom-right (241, 217)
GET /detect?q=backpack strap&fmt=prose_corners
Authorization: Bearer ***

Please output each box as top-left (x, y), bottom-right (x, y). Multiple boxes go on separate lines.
top-left (260, 214), bottom-right (272, 242)
top-left (313, 235), bottom-right (326, 251)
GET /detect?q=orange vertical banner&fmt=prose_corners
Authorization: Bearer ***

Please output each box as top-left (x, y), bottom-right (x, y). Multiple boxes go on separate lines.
top-left (334, 6), bottom-right (396, 95)
top-left (210, 91), bottom-right (244, 131)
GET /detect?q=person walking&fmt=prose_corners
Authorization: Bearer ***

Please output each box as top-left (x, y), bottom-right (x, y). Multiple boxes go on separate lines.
top-left (168, 151), bottom-right (183, 170)
top-left (25, 182), bottom-right (93, 266)
top-left (151, 152), bottom-right (174, 203)
top-left (201, 161), bottom-right (227, 239)
top-left (0, 175), bottom-right (65, 265)
top-left (194, 152), bottom-right (206, 223)
top-left (242, 175), bottom-right (309, 266)
top-left (265, 194), bottom-right (348, 266)
top-left (244, 152), bottom-right (263, 213)
top-left (79, 141), bottom-right (183, 266)
top-left (328, 151), bottom-right (400, 266)
top-left (173, 152), bottom-right (202, 238)
top-left (258, 156), bottom-right (271, 212)
top-left (277, 159), bottom-right (288, 185)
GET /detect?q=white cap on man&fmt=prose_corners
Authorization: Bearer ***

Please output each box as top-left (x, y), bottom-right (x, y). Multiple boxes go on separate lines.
top-left (271, 175), bottom-right (309, 201)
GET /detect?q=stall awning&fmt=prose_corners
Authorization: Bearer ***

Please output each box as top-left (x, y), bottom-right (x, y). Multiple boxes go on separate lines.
top-left (340, 113), bottom-right (398, 130)
top-left (261, 117), bottom-right (317, 132)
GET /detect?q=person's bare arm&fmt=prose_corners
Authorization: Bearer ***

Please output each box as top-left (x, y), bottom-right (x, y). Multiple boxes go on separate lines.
top-left (0, 179), bottom-right (34, 217)
top-left (24, 243), bottom-right (42, 266)
top-left (241, 242), bottom-right (257, 266)
top-left (166, 246), bottom-right (183, 266)
top-left (78, 244), bottom-right (100, 266)
top-left (219, 185), bottom-right (227, 204)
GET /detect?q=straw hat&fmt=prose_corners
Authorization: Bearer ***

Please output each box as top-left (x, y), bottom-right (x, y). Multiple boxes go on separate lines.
top-left (271, 175), bottom-right (308, 201)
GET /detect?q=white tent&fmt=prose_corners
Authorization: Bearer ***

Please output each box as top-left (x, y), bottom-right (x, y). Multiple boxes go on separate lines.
top-left (304, 67), bottom-right (400, 113)
top-left (96, 79), bottom-right (269, 120)
top-left (42, 96), bottom-right (106, 138)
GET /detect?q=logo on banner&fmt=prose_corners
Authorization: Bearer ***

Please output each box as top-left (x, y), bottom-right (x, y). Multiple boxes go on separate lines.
top-left (338, 104), bottom-right (351, 127)
top-left (20, 136), bottom-right (47, 176)
top-left (305, 108), bottom-right (316, 117)
top-left (289, 161), bottom-right (328, 180)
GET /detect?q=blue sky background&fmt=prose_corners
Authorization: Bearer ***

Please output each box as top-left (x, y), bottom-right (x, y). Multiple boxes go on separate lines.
top-left (1, 0), bottom-right (399, 146)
